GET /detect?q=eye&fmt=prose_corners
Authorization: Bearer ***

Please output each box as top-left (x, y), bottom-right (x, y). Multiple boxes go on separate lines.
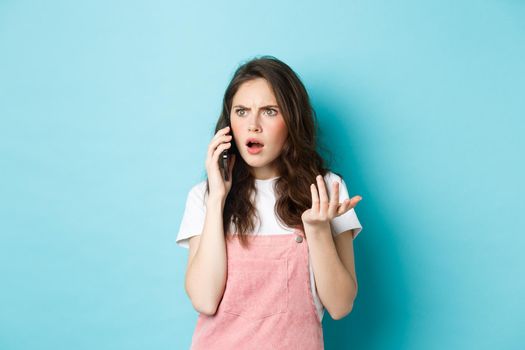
top-left (235, 108), bottom-right (246, 116)
top-left (264, 108), bottom-right (278, 116)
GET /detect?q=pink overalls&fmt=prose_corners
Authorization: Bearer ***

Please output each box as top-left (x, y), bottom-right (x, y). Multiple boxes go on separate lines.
top-left (190, 228), bottom-right (324, 350)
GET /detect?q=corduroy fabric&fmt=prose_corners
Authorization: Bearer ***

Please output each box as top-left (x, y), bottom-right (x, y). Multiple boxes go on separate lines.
top-left (190, 228), bottom-right (324, 350)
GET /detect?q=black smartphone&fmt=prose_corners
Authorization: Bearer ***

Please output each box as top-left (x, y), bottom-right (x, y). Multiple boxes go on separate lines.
top-left (220, 149), bottom-right (229, 181)
top-left (218, 121), bottom-right (235, 181)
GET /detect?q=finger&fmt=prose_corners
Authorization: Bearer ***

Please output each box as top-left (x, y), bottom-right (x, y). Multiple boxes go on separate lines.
top-left (210, 133), bottom-right (233, 153)
top-left (350, 195), bottom-right (363, 208)
top-left (337, 199), bottom-right (352, 216)
top-left (211, 141), bottom-right (232, 164)
top-left (210, 127), bottom-right (229, 149)
top-left (346, 195), bottom-right (362, 209)
top-left (213, 125), bottom-right (230, 140)
top-left (316, 175), bottom-right (329, 210)
top-left (207, 134), bottom-right (233, 161)
top-left (310, 183), bottom-right (319, 213)
top-left (337, 196), bottom-right (362, 216)
top-left (328, 181), bottom-right (340, 217)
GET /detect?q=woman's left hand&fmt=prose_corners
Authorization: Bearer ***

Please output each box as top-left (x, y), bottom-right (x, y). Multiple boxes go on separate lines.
top-left (301, 175), bottom-right (362, 231)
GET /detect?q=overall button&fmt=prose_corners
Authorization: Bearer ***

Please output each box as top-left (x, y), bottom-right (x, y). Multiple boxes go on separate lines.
top-left (295, 235), bottom-right (303, 243)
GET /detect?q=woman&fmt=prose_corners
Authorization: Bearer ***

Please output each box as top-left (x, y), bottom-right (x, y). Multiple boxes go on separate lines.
top-left (176, 55), bottom-right (363, 349)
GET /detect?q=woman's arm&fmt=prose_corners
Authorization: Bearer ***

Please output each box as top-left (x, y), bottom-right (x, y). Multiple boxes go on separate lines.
top-left (185, 194), bottom-right (228, 316)
top-left (304, 226), bottom-right (357, 320)
top-left (301, 175), bottom-right (362, 320)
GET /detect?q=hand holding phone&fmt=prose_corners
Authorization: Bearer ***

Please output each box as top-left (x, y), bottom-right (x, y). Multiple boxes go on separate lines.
top-left (218, 123), bottom-right (236, 182)
top-left (206, 125), bottom-right (235, 200)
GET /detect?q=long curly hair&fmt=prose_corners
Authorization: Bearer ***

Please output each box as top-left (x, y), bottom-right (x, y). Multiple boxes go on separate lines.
top-left (205, 55), bottom-right (339, 248)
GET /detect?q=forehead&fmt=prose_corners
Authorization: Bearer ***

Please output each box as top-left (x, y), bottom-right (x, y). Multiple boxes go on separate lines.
top-left (232, 78), bottom-right (277, 105)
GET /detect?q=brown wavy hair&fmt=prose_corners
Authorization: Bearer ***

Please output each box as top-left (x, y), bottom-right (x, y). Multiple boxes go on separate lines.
top-left (205, 55), bottom-right (341, 248)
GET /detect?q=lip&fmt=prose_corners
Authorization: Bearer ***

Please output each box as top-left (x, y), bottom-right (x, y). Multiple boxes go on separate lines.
top-left (245, 138), bottom-right (264, 146)
top-left (247, 145), bottom-right (263, 155)
top-left (245, 137), bottom-right (264, 155)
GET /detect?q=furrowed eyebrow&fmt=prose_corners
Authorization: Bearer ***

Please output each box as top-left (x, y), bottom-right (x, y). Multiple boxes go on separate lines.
top-left (232, 105), bottom-right (279, 109)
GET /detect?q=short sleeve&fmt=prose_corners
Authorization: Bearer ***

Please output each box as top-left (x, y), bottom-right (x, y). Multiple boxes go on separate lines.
top-left (325, 173), bottom-right (363, 239)
top-left (176, 181), bottom-right (207, 249)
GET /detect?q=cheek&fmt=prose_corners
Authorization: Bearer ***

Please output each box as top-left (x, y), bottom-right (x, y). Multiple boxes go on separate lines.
top-left (230, 118), bottom-right (242, 135)
top-left (271, 119), bottom-right (288, 144)
top-left (230, 119), bottom-right (245, 150)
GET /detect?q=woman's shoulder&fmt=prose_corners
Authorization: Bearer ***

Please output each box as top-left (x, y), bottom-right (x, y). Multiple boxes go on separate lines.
top-left (323, 170), bottom-right (354, 195)
top-left (323, 170), bottom-right (345, 184)
top-left (190, 179), bottom-right (208, 194)
top-left (185, 179), bottom-right (209, 204)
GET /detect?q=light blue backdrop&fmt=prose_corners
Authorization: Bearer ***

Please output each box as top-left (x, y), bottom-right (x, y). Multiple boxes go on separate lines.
top-left (1, 1), bottom-right (523, 349)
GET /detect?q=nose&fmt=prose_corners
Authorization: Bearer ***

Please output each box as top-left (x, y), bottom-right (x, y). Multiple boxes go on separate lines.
top-left (247, 114), bottom-right (261, 132)
top-left (248, 124), bottom-right (261, 132)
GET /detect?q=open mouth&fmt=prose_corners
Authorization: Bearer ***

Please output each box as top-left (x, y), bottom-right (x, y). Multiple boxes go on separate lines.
top-left (246, 141), bottom-right (264, 149)
top-left (246, 139), bottom-right (264, 154)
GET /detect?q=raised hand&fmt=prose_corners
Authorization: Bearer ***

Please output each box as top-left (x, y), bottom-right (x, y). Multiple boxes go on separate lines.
top-left (205, 126), bottom-right (236, 200)
top-left (301, 175), bottom-right (362, 231)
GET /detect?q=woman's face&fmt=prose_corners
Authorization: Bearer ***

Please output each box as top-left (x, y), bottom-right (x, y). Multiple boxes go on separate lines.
top-left (230, 78), bottom-right (288, 180)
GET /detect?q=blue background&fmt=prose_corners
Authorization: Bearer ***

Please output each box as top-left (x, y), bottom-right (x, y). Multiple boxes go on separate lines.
top-left (1, 1), bottom-right (523, 349)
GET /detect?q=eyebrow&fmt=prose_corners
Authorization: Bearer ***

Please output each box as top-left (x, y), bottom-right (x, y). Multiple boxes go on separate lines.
top-left (232, 104), bottom-right (280, 109)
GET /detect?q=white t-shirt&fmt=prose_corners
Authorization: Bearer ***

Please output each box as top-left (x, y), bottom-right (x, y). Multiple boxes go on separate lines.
top-left (176, 171), bottom-right (363, 322)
